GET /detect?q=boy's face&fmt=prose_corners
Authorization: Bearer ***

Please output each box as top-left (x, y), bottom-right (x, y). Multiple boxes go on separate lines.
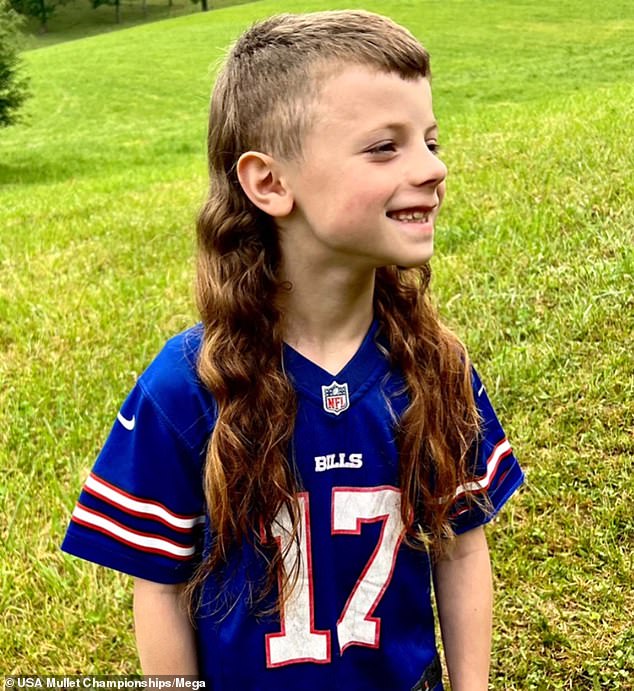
top-left (279, 65), bottom-right (447, 271)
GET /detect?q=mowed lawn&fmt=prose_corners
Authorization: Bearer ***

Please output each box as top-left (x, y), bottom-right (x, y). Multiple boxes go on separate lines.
top-left (1, 0), bottom-right (633, 687)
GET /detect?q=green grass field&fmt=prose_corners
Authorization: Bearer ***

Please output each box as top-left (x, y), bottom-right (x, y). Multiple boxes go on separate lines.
top-left (19, 0), bottom-right (252, 49)
top-left (1, 0), bottom-right (633, 687)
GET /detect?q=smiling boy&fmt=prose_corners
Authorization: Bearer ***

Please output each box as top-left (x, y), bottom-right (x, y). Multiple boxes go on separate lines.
top-left (63, 12), bottom-right (523, 691)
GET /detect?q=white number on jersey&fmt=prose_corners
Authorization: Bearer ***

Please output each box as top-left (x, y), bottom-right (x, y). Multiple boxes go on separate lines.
top-left (266, 493), bottom-right (331, 667)
top-left (333, 487), bottom-right (404, 651)
top-left (265, 486), bottom-right (405, 667)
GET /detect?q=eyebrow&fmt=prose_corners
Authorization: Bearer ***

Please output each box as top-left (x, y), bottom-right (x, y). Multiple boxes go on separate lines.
top-left (368, 121), bottom-right (439, 136)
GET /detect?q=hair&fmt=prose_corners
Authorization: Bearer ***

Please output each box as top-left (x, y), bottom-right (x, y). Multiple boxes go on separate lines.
top-left (187, 10), bottom-right (481, 613)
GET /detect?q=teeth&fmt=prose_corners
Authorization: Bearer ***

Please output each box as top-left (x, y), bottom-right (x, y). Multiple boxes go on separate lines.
top-left (390, 210), bottom-right (429, 222)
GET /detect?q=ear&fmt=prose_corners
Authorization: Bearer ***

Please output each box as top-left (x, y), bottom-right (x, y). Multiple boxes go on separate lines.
top-left (236, 152), bottom-right (294, 217)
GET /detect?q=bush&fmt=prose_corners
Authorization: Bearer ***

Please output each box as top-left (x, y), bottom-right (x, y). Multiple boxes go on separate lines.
top-left (0, 0), bottom-right (30, 128)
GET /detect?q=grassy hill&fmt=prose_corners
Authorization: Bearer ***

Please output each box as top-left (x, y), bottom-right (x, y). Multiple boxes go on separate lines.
top-left (19, 0), bottom-right (253, 49)
top-left (1, 0), bottom-right (633, 687)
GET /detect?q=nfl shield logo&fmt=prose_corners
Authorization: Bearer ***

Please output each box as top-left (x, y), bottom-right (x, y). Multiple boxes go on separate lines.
top-left (322, 381), bottom-right (350, 416)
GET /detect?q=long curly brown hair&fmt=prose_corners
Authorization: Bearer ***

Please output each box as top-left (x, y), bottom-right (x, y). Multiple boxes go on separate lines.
top-left (187, 11), bottom-right (481, 611)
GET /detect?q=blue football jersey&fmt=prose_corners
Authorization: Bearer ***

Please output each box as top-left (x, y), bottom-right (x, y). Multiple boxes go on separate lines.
top-left (62, 321), bottom-right (524, 690)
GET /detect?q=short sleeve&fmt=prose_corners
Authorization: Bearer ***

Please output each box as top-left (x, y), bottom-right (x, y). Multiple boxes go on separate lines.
top-left (450, 368), bottom-right (524, 535)
top-left (62, 335), bottom-right (211, 584)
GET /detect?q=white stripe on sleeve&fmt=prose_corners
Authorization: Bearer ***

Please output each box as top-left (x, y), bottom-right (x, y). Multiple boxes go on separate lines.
top-left (85, 473), bottom-right (205, 530)
top-left (72, 504), bottom-right (196, 558)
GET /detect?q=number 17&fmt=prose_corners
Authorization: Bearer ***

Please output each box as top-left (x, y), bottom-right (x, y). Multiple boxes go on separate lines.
top-left (266, 486), bottom-right (405, 668)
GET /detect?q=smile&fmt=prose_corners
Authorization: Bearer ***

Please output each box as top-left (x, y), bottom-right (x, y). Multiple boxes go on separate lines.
top-left (386, 207), bottom-right (433, 223)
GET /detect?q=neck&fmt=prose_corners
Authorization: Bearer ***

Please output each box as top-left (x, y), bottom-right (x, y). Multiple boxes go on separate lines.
top-left (278, 259), bottom-right (376, 375)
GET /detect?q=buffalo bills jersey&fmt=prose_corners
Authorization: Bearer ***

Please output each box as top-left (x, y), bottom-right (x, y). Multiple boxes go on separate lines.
top-left (62, 321), bottom-right (523, 690)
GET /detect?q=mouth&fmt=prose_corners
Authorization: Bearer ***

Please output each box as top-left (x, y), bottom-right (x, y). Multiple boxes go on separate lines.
top-left (386, 206), bottom-right (435, 223)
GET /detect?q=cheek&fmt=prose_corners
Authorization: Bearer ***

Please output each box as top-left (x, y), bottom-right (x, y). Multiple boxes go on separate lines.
top-left (341, 194), bottom-right (371, 217)
top-left (339, 180), bottom-right (388, 217)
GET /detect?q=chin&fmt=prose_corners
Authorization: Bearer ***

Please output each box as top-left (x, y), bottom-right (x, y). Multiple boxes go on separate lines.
top-left (392, 251), bottom-right (434, 269)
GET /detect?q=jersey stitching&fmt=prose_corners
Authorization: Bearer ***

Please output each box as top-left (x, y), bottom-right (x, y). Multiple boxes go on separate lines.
top-left (137, 377), bottom-right (204, 453)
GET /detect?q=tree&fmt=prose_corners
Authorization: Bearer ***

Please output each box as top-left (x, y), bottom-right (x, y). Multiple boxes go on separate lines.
top-left (91, 0), bottom-right (121, 25)
top-left (190, 0), bottom-right (209, 12)
top-left (10, 0), bottom-right (70, 33)
top-left (0, 0), bottom-right (29, 128)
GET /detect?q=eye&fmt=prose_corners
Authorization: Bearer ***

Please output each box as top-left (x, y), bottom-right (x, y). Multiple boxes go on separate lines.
top-left (366, 141), bottom-right (397, 156)
top-left (426, 141), bottom-right (441, 156)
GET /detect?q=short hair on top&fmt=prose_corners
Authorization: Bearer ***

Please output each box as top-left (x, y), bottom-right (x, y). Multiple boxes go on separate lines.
top-left (208, 10), bottom-right (431, 171)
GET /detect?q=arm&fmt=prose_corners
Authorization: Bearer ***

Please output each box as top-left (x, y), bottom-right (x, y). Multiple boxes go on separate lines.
top-left (433, 526), bottom-right (492, 691)
top-left (133, 578), bottom-right (199, 675)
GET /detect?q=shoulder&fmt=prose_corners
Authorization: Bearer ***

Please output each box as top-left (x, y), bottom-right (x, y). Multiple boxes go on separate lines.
top-left (140, 324), bottom-right (203, 393)
top-left (136, 324), bottom-right (216, 451)
top-left (469, 365), bottom-right (503, 433)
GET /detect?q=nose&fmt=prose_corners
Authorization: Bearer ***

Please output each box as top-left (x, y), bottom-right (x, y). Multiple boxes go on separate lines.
top-left (408, 141), bottom-right (447, 189)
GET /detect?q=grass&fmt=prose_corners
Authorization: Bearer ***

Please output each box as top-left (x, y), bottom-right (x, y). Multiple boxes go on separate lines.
top-left (20, 0), bottom-right (253, 49)
top-left (1, 0), bottom-right (633, 687)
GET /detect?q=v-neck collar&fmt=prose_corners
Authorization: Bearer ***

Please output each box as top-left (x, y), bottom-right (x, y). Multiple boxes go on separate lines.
top-left (282, 319), bottom-right (390, 406)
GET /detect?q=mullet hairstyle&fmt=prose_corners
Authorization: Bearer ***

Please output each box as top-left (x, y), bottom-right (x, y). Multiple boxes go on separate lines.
top-left (188, 10), bottom-right (481, 612)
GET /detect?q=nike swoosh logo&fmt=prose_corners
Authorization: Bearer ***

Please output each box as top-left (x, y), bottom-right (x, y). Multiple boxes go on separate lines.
top-left (117, 412), bottom-right (136, 431)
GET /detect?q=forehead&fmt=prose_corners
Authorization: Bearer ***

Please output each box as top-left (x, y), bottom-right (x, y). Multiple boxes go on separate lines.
top-left (310, 65), bottom-right (434, 133)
